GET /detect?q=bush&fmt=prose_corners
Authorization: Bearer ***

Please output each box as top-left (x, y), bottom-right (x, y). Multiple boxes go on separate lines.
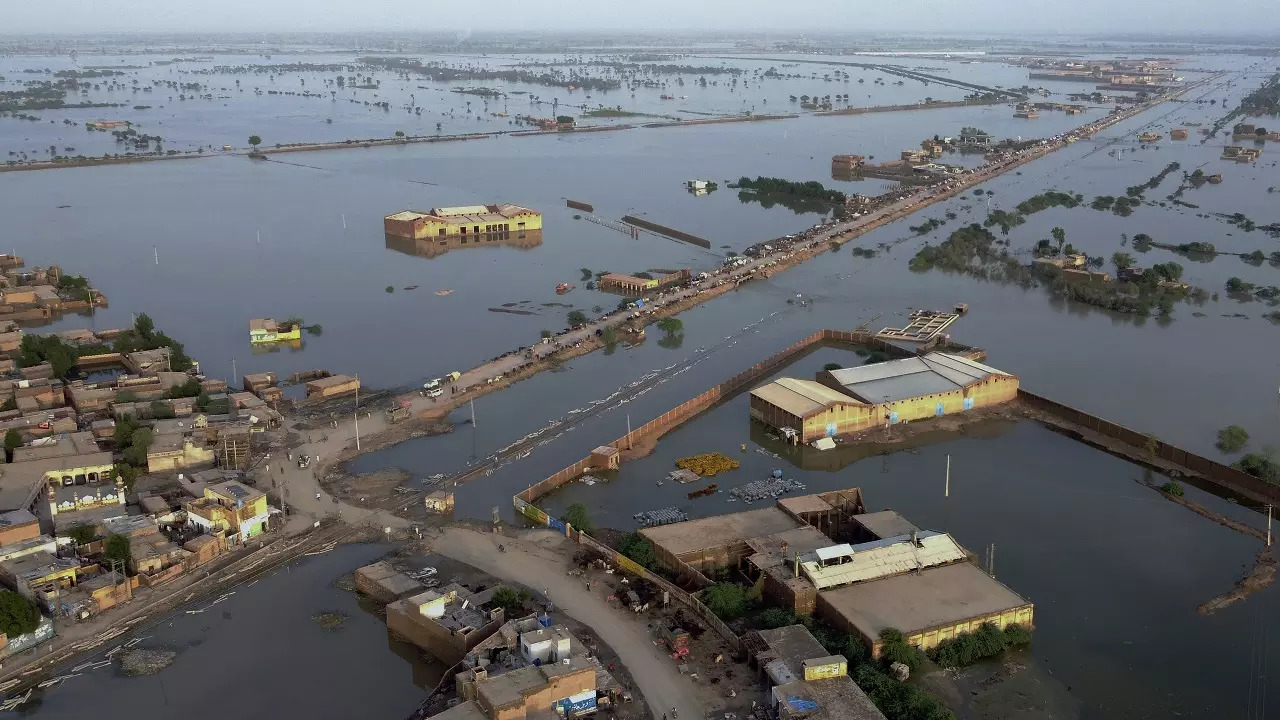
top-left (567, 310), bottom-right (588, 327)
top-left (928, 621), bottom-right (1027, 668)
top-left (562, 502), bottom-right (592, 532)
top-left (855, 664), bottom-right (954, 720)
top-left (617, 532), bottom-right (657, 569)
top-left (0, 590), bottom-right (40, 639)
top-left (656, 317), bottom-right (683, 334)
top-left (1161, 481), bottom-right (1185, 497)
top-left (1216, 425), bottom-right (1249, 453)
top-left (1237, 453), bottom-right (1280, 483)
top-left (702, 583), bottom-right (748, 620)
top-left (67, 523), bottom-right (97, 545)
top-left (823, 362), bottom-right (842, 371)
top-left (753, 607), bottom-right (797, 629)
top-left (879, 628), bottom-right (926, 671)
top-left (490, 586), bottom-right (526, 615)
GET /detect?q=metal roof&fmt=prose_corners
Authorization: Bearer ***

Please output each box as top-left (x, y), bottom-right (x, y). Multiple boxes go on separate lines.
top-left (800, 531), bottom-right (967, 590)
top-left (825, 352), bottom-right (1010, 403)
top-left (750, 378), bottom-right (862, 419)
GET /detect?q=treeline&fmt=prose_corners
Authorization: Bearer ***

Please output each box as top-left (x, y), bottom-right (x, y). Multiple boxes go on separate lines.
top-left (1126, 162), bottom-right (1181, 198)
top-left (734, 176), bottom-right (846, 205)
top-left (359, 57), bottom-right (621, 92)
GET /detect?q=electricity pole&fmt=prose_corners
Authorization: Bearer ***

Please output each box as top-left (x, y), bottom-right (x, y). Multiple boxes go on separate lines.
top-left (945, 454), bottom-right (950, 498)
top-left (353, 376), bottom-right (361, 452)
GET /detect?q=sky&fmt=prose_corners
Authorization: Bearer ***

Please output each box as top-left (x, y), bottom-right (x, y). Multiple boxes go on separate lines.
top-left (2, 0), bottom-right (1278, 36)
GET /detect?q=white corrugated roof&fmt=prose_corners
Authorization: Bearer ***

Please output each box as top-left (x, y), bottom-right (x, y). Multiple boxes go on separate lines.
top-left (750, 378), bottom-right (861, 418)
top-left (800, 531), bottom-right (967, 590)
top-left (825, 353), bottom-right (1010, 403)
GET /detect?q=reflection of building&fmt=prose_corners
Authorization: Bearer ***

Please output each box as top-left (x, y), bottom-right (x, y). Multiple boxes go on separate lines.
top-left (384, 204), bottom-right (542, 240)
top-left (384, 230), bottom-right (543, 259)
top-left (642, 488), bottom-right (1033, 662)
top-left (749, 352), bottom-right (1019, 443)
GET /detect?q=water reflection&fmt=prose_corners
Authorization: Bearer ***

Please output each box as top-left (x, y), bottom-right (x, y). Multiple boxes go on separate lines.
top-left (250, 338), bottom-right (305, 354)
top-left (749, 415), bottom-right (1018, 471)
top-left (384, 230), bottom-right (543, 259)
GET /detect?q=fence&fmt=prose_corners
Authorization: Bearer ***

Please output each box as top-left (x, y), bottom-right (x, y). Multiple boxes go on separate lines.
top-left (1020, 390), bottom-right (1280, 505)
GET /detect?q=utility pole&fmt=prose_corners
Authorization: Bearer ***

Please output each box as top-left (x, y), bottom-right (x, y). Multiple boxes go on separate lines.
top-left (353, 377), bottom-right (361, 452)
top-left (945, 454), bottom-right (950, 498)
top-left (154, 246), bottom-right (159, 265)
top-left (231, 358), bottom-right (237, 386)
top-left (470, 398), bottom-right (476, 428)
top-left (1267, 504), bottom-right (1272, 548)
top-left (626, 414), bottom-right (632, 450)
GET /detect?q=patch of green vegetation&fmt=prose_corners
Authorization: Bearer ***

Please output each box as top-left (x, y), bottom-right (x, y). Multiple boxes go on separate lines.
top-left (909, 217), bottom-right (947, 236)
top-left (111, 313), bottom-right (193, 371)
top-left (702, 583), bottom-right (748, 620)
top-left (1216, 425), bottom-right (1250, 453)
top-left (851, 247), bottom-right (877, 258)
top-left (582, 107), bottom-right (648, 118)
top-left (1237, 452), bottom-right (1279, 483)
top-left (562, 502), bottom-right (592, 532)
top-left (734, 176), bottom-right (845, 214)
top-left (1014, 190), bottom-right (1082, 215)
top-left (909, 224), bottom-right (1033, 286)
top-left (1126, 162), bottom-right (1180, 197)
top-left (1161, 481), bottom-right (1185, 496)
top-left (928, 621), bottom-right (1032, 668)
top-left (0, 589), bottom-right (41, 638)
top-left (17, 334), bottom-right (79, 379)
top-left (617, 532), bottom-right (658, 569)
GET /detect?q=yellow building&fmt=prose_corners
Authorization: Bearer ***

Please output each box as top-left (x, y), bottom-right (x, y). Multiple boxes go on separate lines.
top-left (384, 204), bottom-right (542, 241)
top-left (750, 353), bottom-right (1019, 443)
top-left (185, 481), bottom-right (269, 542)
top-left (248, 318), bottom-right (301, 344)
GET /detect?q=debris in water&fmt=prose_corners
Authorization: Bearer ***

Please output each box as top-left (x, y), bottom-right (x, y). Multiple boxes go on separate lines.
top-left (119, 647), bottom-right (178, 676)
top-left (435, 289), bottom-right (453, 296)
top-left (730, 477), bottom-right (806, 503)
top-left (313, 611), bottom-right (349, 630)
top-left (333, 573), bottom-right (356, 592)
top-left (634, 507), bottom-right (688, 527)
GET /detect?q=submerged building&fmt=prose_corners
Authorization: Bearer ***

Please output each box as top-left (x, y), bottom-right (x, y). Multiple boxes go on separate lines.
top-left (749, 352), bottom-right (1018, 442)
top-left (384, 204), bottom-right (542, 241)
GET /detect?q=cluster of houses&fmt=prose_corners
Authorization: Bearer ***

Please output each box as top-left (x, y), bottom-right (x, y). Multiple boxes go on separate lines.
top-left (1222, 145), bottom-right (1264, 163)
top-left (0, 326), bottom-right (290, 643)
top-left (0, 261), bottom-right (108, 325)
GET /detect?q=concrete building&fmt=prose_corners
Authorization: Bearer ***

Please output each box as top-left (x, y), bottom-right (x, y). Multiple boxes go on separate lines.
top-left (442, 616), bottom-right (607, 720)
top-left (305, 374), bottom-right (360, 399)
top-left (641, 490), bottom-right (1033, 660)
top-left (354, 560), bottom-right (427, 604)
top-left (751, 352), bottom-right (1018, 443)
top-left (0, 432), bottom-right (120, 532)
top-left (384, 204), bottom-right (542, 241)
top-left (0, 550), bottom-right (80, 611)
top-left (146, 434), bottom-right (215, 473)
top-left (248, 318), bottom-right (301, 344)
top-left (745, 624), bottom-right (885, 720)
top-left (818, 562), bottom-right (1033, 658)
top-left (386, 583), bottom-right (506, 664)
top-left (185, 481), bottom-right (269, 543)
top-left (597, 269), bottom-right (690, 296)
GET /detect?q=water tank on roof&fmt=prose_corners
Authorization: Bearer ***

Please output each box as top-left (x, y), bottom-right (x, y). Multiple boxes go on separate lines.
top-left (772, 469), bottom-right (783, 478)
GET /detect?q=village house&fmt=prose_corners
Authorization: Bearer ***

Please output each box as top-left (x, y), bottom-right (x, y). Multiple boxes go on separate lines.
top-left (185, 481), bottom-right (270, 544)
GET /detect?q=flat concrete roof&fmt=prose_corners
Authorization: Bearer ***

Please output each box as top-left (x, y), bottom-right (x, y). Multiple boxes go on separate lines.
top-left (776, 493), bottom-right (836, 516)
top-left (756, 624), bottom-right (829, 680)
top-left (746, 525), bottom-right (833, 559)
top-left (773, 675), bottom-right (887, 720)
top-left (854, 510), bottom-right (920, 540)
top-left (820, 562), bottom-right (1030, 639)
top-left (640, 507), bottom-right (802, 558)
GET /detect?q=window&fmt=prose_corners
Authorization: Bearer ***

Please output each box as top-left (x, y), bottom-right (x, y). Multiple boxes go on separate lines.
top-left (438, 228), bottom-right (446, 237)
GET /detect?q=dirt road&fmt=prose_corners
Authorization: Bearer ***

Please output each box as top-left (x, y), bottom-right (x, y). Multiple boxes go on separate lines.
top-left (437, 526), bottom-right (703, 719)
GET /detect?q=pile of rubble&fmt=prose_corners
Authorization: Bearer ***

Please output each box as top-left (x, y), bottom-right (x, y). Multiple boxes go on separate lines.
top-left (729, 477), bottom-right (806, 503)
top-left (634, 507), bottom-right (689, 527)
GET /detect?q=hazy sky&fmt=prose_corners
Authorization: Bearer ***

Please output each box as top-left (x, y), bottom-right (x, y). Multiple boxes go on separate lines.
top-left (3, 0), bottom-right (1278, 35)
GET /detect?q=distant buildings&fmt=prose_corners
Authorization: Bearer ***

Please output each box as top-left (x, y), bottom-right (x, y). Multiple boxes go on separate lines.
top-left (304, 373), bottom-right (360, 400)
top-left (384, 204), bottom-right (542, 241)
top-left (248, 318), bottom-right (300, 344)
top-left (749, 353), bottom-right (1019, 443)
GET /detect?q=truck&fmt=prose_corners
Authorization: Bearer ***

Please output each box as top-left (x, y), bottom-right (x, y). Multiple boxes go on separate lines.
top-left (386, 400), bottom-right (412, 423)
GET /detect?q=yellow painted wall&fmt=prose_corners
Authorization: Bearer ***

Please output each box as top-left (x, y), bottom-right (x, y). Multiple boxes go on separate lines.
top-left (869, 604), bottom-right (1035, 658)
top-left (412, 212), bottom-right (542, 239)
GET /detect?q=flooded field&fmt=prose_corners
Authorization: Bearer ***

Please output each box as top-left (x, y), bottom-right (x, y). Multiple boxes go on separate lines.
top-left (22, 544), bottom-right (434, 720)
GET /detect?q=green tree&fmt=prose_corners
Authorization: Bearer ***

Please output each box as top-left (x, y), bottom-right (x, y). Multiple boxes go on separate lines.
top-left (1051, 226), bottom-right (1066, 251)
top-left (1216, 425), bottom-right (1249, 453)
top-left (4, 429), bottom-right (22, 463)
top-left (567, 310), bottom-right (588, 327)
top-left (104, 534), bottom-right (131, 570)
top-left (702, 583), bottom-right (747, 620)
top-left (394, 130), bottom-right (405, 138)
top-left (66, 523), bottom-right (97, 545)
top-left (490, 586), bottom-right (526, 615)
top-left (656, 317), bottom-right (683, 334)
top-left (753, 607), bottom-right (798, 629)
top-left (113, 463), bottom-right (141, 491)
top-left (17, 334), bottom-right (80, 379)
top-left (617, 532), bottom-right (657, 569)
top-left (878, 627), bottom-right (926, 671)
top-left (1112, 251), bottom-right (1135, 271)
top-left (823, 363), bottom-right (843, 371)
top-left (248, 135), bottom-right (262, 152)
top-left (0, 589), bottom-right (40, 638)
top-left (562, 502), bottom-right (592, 532)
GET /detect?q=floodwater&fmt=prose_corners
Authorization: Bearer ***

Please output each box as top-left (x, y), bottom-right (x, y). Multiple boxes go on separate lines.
top-left (535, 342), bottom-right (1278, 720)
top-left (22, 544), bottom-right (436, 720)
top-left (3, 46), bottom-right (1280, 719)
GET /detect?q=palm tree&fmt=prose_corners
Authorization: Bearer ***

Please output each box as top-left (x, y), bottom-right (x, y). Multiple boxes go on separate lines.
top-left (248, 135), bottom-right (261, 152)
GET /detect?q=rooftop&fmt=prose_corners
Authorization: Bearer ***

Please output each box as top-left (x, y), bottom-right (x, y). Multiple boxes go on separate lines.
top-left (12, 432), bottom-right (102, 462)
top-left (0, 509), bottom-right (38, 529)
top-left (476, 657), bottom-right (593, 711)
top-left (639, 507), bottom-right (802, 558)
top-left (800, 532), bottom-right (968, 590)
top-left (772, 675), bottom-right (886, 720)
top-left (823, 352), bottom-right (1011, 404)
top-left (820, 562), bottom-right (1031, 638)
top-left (305, 374), bottom-right (359, 390)
top-left (853, 510), bottom-right (920, 541)
top-left (751, 377), bottom-right (864, 418)
top-left (388, 204), bottom-right (539, 226)
top-left (1, 550), bottom-right (77, 582)
top-left (208, 480), bottom-right (265, 506)
top-left (427, 701), bottom-right (489, 720)
top-left (756, 624), bottom-right (830, 681)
